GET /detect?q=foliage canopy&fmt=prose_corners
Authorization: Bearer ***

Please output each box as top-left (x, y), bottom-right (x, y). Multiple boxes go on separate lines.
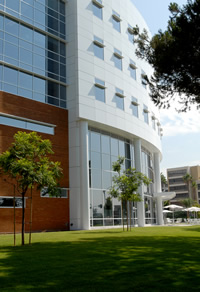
top-left (0, 131), bottom-right (63, 245)
top-left (133, 0), bottom-right (200, 111)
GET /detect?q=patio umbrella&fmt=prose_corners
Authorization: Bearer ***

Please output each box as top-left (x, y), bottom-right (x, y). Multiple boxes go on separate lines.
top-left (163, 210), bottom-right (173, 213)
top-left (164, 204), bottom-right (183, 223)
top-left (186, 207), bottom-right (200, 218)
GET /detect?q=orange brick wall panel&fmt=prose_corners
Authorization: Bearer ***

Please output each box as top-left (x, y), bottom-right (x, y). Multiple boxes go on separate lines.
top-left (0, 92), bottom-right (70, 233)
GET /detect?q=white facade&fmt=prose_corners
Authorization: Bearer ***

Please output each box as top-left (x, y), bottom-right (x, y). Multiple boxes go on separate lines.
top-left (66, 0), bottom-right (164, 230)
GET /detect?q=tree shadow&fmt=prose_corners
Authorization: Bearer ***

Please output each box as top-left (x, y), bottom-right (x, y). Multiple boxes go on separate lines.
top-left (1, 234), bottom-right (200, 291)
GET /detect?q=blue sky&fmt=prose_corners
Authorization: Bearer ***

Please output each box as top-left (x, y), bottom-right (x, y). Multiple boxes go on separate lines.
top-left (132, 0), bottom-right (200, 175)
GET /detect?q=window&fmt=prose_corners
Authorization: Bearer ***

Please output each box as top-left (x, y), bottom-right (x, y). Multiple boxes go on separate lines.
top-left (131, 97), bottom-right (139, 117)
top-left (143, 105), bottom-right (149, 124)
top-left (141, 70), bottom-right (147, 89)
top-left (112, 10), bottom-right (121, 32)
top-left (114, 49), bottom-right (123, 70)
top-left (0, 197), bottom-right (24, 208)
top-left (95, 78), bottom-right (105, 102)
top-left (152, 115), bottom-right (156, 130)
top-left (93, 36), bottom-right (104, 60)
top-left (0, 113), bottom-right (55, 135)
top-left (115, 88), bottom-right (125, 110)
top-left (41, 187), bottom-right (68, 198)
top-left (128, 24), bottom-right (134, 43)
top-left (92, 0), bottom-right (103, 19)
top-left (129, 60), bottom-right (137, 80)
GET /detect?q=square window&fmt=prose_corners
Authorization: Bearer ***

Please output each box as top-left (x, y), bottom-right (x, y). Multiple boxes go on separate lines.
top-left (114, 55), bottom-right (122, 70)
top-left (131, 97), bottom-right (139, 117)
top-left (128, 25), bottom-right (134, 43)
top-left (112, 11), bottom-right (121, 32)
top-left (115, 88), bottom-right (124, 110)
top-left (95, 78), bottom-right (105, 102)
top-left (92, 2), bottom-right (102, 19)
top-left (94, 37), bottom-right (104, 60)
top-left (141, 71), bottom-right (147, 89)
top-left (143, 105), bottom-right (149, 124)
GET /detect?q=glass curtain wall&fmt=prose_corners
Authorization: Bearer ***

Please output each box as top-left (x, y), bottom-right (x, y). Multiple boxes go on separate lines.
top-left (88, 127), bottom-right (135, 227)
top-left (0, 0), bottom-right (66, 108)
top-left (141, 147), bottom-right (156, 224)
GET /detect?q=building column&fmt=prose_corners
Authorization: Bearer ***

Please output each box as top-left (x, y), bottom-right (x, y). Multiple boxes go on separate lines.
top-left (134, 139), bottom-right (145, 227)
top-left (80, 120), bottom-right (90, 229)
top-left (154, 152), bottom-right (163, 225)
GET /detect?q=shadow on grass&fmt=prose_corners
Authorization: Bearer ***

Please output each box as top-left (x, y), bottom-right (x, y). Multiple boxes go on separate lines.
top-left (1, 234), bottom-right (200, 291)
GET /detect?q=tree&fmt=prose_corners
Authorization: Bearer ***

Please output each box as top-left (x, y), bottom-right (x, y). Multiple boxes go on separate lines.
top-left (161, 172), bottom-right (167, 192)
top-left (181, 198), bottom-right (194, 218)
top-left (183, 173), bottom-right (197, 201)
top-left (133, 0), bottom-right (200, 111)
top-left (0, 131), bottom-right (63, 245)
top-left (108, 157), bottom-right (151, 231)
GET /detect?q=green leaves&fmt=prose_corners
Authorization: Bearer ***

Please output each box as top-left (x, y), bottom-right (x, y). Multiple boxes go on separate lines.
top-left (108, 156), bottom-right (151, 203)
top-left (133, 0), bottom-right (200, 111)
top-left (0, 131), bottom-right (63, 195)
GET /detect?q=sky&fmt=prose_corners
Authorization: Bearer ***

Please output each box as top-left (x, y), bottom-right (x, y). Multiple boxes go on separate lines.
top-left (132, 0), bottom-right (200, 176)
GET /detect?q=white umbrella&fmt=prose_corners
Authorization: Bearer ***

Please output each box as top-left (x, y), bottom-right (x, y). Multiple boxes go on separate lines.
top-left (187, 207), bottom-right (200, 212)
top-left (164, 204), bottom-right (183, 210)
top-left (164, 204), bottom-right (183, 223)
top-left (163, 210), bottom-right (173, 213)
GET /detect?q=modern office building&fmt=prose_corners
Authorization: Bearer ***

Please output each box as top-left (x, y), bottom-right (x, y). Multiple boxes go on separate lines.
top-left (167, 166), bottom-right (200, 204)
top-left (0, 0), bottom-right (173, 232)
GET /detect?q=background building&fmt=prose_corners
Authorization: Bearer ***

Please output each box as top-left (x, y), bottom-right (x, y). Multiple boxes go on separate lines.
top-left (167, 166), bottom-right (200, 204)
top-left (0, 0), bottom-right (170, 232)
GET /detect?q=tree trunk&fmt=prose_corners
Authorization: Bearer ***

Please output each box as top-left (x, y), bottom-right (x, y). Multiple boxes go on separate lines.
top-left (13, 185), bottom-right (16, 247)
top-left (129, 202), bottom-right (132, 231)
top-left (22, 191), bottom-right (25, 245)
top-left (121, 200), bottom-right (124, 231)
top-left (126, 201), bottom-right (128, 231)
top-left (29, 187), bottom-right (33, 245)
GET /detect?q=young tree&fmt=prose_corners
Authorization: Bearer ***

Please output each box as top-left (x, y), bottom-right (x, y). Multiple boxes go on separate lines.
top-left (183, 173), bottom-right (197, 202)
top-left (161, 172), bottom-right (167, 192)
top-left (181, 198), bottom-right (194, 219)
top-left (108, 157), bottom-right (151, 231)
top-left (133, 0), bottom-right (200, 111)
top-left (0, 131), bottom-right (63, 245)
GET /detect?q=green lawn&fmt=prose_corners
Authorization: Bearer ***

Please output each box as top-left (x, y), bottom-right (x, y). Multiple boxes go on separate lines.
top-left (1, 226), bottom-right (200, 291)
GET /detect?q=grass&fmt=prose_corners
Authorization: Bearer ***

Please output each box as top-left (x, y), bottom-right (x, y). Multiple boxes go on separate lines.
top-left (1, 226), bottom-right (200, 291)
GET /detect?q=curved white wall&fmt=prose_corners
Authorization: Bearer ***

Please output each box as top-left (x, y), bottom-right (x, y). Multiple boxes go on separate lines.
top-left (66, 0), bottom-right (163, 229)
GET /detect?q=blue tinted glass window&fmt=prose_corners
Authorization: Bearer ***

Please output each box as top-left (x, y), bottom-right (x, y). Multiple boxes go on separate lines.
top-left (4, 66), bottom-right (18, 85)
top-left (48, 81), bottom-right (59, 97)
top-left (0, 65), bottom-right (2, 90)
top-left (19, 72), bottom-right (32, 90)
top-left (5, 42), bottom-right (18, 60)
top-left (48, 0), bottom-right (58, 11)
top-left (21, 2), bottom-right (34, 20)
top-left (94, 43), bottom-right (104, 60)
top-left (33, 31), bottom-right (45, 47)
top-left (5, 17), bottom-right (18, 36)
top-left (93, 3), bottom-right (102, 19)
top-left (0, 15), bottom-right (3, 29)
top-left (33, 76), bottom-right (45, 94)
top-left (20, 48), bottom-right (32, 65)
top-left (34, 10), bottom-right (45, 27)
top-left (33, 54), bottom-right (45, 70)
top-left (6, 0), bottom-right (19, 12)
top-left (114, 55), bottom-right (122, 70)
top-left (130, 67), bottom-right (136, 79)
top-left (95, 85), bottom-right (105, 102)
top-left (20, 24), bottom-right (33, 42)
top-left (115, 95), bottom-right (124, 110)
top-left (132, 97), bottom-right (138, 118)
top-left (112, 17), bottom-right (121, 32)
